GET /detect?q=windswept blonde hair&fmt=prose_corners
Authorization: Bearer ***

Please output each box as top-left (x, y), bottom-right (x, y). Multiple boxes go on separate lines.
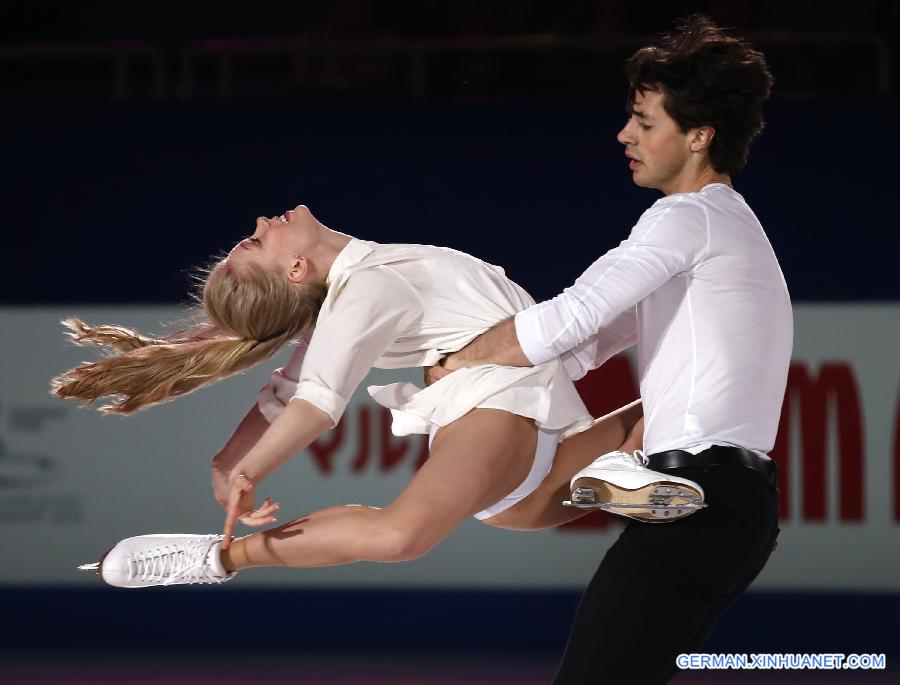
top-left (50, 259), bottom-right (327, 414)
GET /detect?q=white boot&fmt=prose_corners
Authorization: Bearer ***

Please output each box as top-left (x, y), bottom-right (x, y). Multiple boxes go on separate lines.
top-left (78, 533), bottom-right (235, 588)
top-left (565, 450), bottom-right (705, 522)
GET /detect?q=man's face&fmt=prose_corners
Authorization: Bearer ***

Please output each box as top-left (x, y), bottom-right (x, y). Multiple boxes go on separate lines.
top-left (617, 89), bottom-right (693, 195)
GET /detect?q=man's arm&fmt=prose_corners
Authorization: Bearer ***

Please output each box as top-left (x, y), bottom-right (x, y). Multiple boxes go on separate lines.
top-left (440, 305), bottom-right (636, 379)
top-left (442, 316), bottom-right (531, 371)
top-left (443, 198), bottom-right (705, 373)
top-left (558, 307), bottom-right (637, 380)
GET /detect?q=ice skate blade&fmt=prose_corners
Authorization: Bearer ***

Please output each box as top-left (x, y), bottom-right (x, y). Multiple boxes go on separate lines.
top-left (571, 479), bottom-right (702, 505)
top-left (563, 501), bottom-right (706, 511)
top-left (76, 547), bottom-right (112, 581)
top-left (564, 480), bottom-right (706, 522)
top-left (563, 499), bottom-right (706, 522)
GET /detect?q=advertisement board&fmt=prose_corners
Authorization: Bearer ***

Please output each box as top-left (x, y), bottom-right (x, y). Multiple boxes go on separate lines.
top-left (0, 305), bottom-right (897, 590)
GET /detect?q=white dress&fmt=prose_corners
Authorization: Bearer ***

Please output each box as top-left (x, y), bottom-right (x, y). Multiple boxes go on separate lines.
top-left (257, 237), bottom-right (594, 441)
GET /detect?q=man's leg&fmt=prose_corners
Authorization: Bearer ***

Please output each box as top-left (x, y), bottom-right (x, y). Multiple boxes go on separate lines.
top-left (553, 465), bottom-right (779, 685)
top-left (667, 466), bottom-right (781, 659)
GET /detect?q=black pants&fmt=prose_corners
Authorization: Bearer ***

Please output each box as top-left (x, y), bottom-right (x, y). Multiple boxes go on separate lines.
top-left (553, 459), bottom-right (780, 685)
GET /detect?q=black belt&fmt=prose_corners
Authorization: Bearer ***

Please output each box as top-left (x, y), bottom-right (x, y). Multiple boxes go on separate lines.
top-left (647, 445), bottom-right (776, 485)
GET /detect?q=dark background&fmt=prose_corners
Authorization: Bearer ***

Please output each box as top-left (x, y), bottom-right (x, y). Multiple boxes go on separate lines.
top-left (3, 0), bottom-right (899, 306)
top-left (2, 2), bottom-right (899, 682)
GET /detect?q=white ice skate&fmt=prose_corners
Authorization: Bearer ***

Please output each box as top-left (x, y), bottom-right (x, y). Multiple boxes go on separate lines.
top-left (563, 450), bottom-right (706, 522)
top-left (78, 533), bottom-right (235, 588)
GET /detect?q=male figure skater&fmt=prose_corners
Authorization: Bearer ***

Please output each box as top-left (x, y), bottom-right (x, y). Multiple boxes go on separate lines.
top-left (439, 16), bottom-right (791, 684)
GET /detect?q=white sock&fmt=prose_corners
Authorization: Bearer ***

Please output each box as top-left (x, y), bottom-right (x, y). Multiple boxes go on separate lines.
top-left (206, 540), bottom-right (232, 578)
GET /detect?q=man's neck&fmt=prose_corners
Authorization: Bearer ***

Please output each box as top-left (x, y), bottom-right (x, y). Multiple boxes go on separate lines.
top-left (663, 167), bottom-right (732, 196)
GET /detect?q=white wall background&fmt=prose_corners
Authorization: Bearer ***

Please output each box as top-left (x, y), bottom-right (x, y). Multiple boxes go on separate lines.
top-left (0, 304), bottom-right (897, 590)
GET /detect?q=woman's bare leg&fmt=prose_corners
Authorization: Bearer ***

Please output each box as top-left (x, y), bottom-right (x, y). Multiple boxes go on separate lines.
top-left (619, 413), bottom-right (644, 453)
top-left (221, 408), bottom-right (538, 572)
top-left (483, 400), bottom-right (644, 531)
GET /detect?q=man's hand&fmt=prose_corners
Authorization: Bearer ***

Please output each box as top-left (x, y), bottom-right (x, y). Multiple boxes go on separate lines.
top-left (424, 319), bottom-right (531, 385)
top-left (424, 362), bottom-right (454, 386)
top-left (444, 318), bottom-right (532, 370)
top-left (440, 352), bottom-right (465, 372)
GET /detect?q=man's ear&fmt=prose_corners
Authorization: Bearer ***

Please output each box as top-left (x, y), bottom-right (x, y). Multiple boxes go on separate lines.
top-left (689, 126), bottom-right (716, 153)
top-left (287, 255), bottom-right (308, 284)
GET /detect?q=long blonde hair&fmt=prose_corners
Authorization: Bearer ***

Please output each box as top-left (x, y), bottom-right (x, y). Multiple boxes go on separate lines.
top-left (50, 259), bottom-right (327, 414)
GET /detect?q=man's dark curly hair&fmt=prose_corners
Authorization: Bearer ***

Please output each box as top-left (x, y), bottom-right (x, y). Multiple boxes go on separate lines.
top-left (625, 15), bottom-right (774, 175)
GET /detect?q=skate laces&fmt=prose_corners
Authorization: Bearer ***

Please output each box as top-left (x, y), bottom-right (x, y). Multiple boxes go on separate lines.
top-left (632, 449), bottom-right (649, 467)
top-left (127, 535), bottom-right (226, 586)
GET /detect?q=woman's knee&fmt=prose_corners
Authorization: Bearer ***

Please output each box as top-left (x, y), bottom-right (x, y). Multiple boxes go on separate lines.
top-left (360, 515), bottom-right (436, 562)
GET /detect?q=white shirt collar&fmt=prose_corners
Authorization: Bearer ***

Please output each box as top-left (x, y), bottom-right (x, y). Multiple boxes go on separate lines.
top-left (325, 237), bottom-right (374, 287)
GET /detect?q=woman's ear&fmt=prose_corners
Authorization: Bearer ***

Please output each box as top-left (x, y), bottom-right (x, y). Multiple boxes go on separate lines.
top-left (287, 254), bottom-right (308, 284)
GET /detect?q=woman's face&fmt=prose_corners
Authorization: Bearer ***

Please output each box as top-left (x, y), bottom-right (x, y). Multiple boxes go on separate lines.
top-left (227, 204), bottom-right (316, 280)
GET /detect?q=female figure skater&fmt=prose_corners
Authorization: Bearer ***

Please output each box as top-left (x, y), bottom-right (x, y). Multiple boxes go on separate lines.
top-left (53, 205), bottom-right (703, 588)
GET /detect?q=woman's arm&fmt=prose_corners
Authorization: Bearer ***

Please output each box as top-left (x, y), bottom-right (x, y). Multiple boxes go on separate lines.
top-left (221, 269), bottom-right (421, 545)
top-left (221, 398), bottom-right (333, 548)
top-left (230, 398), bottom-right (333, 485)
top-left (210, 404), bottom-right (271, 508)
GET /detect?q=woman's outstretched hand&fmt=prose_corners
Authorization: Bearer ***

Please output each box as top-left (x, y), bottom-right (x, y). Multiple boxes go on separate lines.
top-left (221, 472), bottom-right (279, 550)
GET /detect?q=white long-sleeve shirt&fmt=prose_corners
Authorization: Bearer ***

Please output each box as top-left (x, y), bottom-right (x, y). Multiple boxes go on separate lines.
top-left (258, 238), bottom-right (593, 438)
top-left (515, 183), bottom-right (793, 456)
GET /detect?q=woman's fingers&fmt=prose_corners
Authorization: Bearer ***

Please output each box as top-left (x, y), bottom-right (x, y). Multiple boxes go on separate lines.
top-left (241, 498), bottom-right (279, 524)
top-left (246, 497), bottom-right (278, 517)
top-left (222, 475), bottom-right (281, 546)
top-left (255, 497), bottom-right (277, 513)
top-left (222, 477), bottom-right (255, 549)
top-left (222, 508), bottom-right (238, 550)
top-left (222, 498), bottom-right (242, 549)
top-left (238, 515), bottom-right (278, 528)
